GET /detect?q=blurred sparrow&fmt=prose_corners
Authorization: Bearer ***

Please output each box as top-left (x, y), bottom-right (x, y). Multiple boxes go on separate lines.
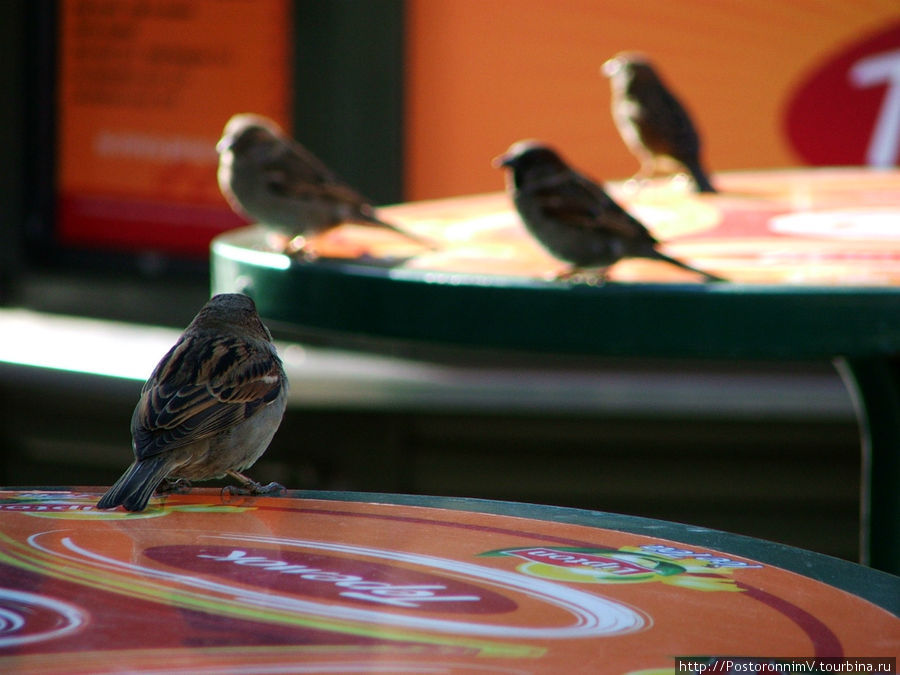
top-left (217, 113), bottom-right (433, 255)
top-left (97, 293), bottom-right (288, 512)
top-left (494, 140), bottom-right (723, 281)
top-left (602, 52), bottom-right (716, 193)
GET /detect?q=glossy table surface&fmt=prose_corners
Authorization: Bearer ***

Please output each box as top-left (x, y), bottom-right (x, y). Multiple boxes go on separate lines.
top-left (211, 167), bottom-right (900, 358)
top-left (0, 488), bottom-right (896, 673)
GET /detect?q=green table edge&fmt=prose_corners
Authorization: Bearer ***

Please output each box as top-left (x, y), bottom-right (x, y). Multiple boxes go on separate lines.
top-left (211, 228), bottom-right (900, 360)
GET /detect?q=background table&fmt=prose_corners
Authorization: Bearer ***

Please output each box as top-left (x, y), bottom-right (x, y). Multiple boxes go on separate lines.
top-left (212, 168), bottom-right (900, 574)
top-left (0, 488), bottom-right (896, 673)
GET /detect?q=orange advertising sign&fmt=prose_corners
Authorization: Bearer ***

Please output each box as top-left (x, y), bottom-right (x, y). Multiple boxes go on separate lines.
top-left (56, 0), bottom-right (291, 256)
top-left (403, 1), bottom-right (900, 201)
top-left (0, 490), bottom-right (896, 673)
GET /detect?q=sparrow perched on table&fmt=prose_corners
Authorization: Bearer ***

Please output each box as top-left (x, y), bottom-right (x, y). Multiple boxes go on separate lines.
top-left (602, 52), bottom-right (716, 193)
top-left (216, 113), bottom-right (433, 254)
top-left (494, 140), bottom-right (723, 281)
top-left (97, 293), bottom-right (288, 512)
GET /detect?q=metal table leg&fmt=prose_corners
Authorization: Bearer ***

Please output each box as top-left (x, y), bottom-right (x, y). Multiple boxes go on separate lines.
top-left (835, 356), bottom-right (900, 574)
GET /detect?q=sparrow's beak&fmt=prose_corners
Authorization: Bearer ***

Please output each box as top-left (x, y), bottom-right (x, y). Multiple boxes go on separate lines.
top-left (216, 134), bottom-right (234, 154)
top-left (600, 57), bottom-right (621, 78)
top-left (491, 153), bottom-right (513, 169)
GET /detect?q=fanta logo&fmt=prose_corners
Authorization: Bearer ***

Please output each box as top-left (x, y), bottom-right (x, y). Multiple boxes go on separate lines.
top-left (501, 547), bottom-right (651, 576)
top-left (481, 546), bottom-right (750, 592)
top-left (145, 546), bottom-right (517, 614)
top-left (785, 21), bottom-right (900, 167)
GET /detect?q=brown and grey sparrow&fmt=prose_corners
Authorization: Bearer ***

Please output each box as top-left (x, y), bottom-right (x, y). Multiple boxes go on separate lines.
top-left (216, 113), bottom-right (433, 254)
top-left (97, 293), bottom-right (288, 511)
top-left (602, 52), bottom-right (716, 193)
top-left (494, 140), bottom-right (723, 281)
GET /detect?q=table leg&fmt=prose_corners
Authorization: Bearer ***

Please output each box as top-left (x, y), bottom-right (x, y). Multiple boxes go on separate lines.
top-left (834, 356), bottom-right (900, 575)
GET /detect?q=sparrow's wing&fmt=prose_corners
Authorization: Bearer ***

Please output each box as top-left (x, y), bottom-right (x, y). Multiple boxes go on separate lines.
top-left (262, 140), bottom-right (372, 207)
top-left (533, 172), bottom-right (655, 241)
top-left (131, 335), bottom-right (284, 460)
top-left (630, 74), bottom-right (699, 158)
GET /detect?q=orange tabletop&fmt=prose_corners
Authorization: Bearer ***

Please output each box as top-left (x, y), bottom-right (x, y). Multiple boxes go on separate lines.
top-left (272, 166), bottom-right (900, 286)
top-left (0, 489), bottom-right (896, 673)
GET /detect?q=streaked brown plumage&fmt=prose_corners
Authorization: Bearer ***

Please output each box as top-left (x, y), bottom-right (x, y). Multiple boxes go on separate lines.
top-left (97, 293), bottom-right (288, 512)
top-left (494, 140), bottom-right (723, 282)
top-left (602, 52), bottom-right (716, 193)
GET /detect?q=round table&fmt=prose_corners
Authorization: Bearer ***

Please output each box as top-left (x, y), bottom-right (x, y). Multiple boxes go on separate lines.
top-left (0, 488), bottom-right (896, 673)
top-left (211, 168), bottom-right (900, 574)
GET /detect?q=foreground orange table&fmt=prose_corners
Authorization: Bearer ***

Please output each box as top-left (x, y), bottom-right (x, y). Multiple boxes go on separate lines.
top-left (0, 489), bottom-right (896, 673)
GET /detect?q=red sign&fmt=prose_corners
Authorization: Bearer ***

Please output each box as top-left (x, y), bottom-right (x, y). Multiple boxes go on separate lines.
top-left (785, 21), bottom-right (900, 167)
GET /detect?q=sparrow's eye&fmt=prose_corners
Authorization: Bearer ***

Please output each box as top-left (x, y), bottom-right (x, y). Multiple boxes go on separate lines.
top-left (231, 128), bottom-right (272, 155)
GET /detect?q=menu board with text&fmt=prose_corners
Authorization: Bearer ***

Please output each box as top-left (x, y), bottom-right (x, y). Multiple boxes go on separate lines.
top-left (56, 0), bottom-right (291, 257)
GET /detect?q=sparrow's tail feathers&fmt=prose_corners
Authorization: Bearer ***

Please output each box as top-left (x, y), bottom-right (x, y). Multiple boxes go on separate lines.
top-left (652, 249), bottom-right (725, 282)
top-left (681, 158), bottom-right (716, 193)
top-left (97, 455), bottom-right (172, 512)
top-left (363, 213), bottom-right (440, 250)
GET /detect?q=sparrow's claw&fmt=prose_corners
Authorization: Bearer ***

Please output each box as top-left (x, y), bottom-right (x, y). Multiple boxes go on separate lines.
top-left (253, 481), bottom-right (286, 496)
top-left (224, 470), bottom-right (286, 496)
top-left (552, 267), bottom-right (609, 285)
top-left (221, 482), bottom-right (286, 499)
top-left (552, 270), bottom-right (577, 282)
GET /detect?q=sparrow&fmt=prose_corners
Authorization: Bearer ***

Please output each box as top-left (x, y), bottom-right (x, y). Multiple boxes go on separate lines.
top-left (216, 113), bottom-right (433, 254)
top-left (602, 52), bottom-right (716, 193)
top-left (494, 140), bottom-right (723, 282)
top-left (97, 293), bottom-right (288, 512)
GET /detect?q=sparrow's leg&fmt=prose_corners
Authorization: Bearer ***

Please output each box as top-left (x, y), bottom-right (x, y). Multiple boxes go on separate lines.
top-left (622, 153), bottom-right (657, 193)
top-left (282, 234), bottom-right (311, 257)
top-left (223, 469), bottom-right (286, 496)
top-left (264, 231), bottom-right (292, 252)
top-left (553, 267), bottom-right (611, 285)
top-left (552, 266), bottom-right (580, 281)
top-left (593, 268), bottom-right (611, 284)
top-left (553, 265), bottom-right (606, 283)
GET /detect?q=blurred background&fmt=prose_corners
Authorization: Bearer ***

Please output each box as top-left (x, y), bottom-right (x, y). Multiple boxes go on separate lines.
top-left (1, 0), bottom-right (898, 561)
